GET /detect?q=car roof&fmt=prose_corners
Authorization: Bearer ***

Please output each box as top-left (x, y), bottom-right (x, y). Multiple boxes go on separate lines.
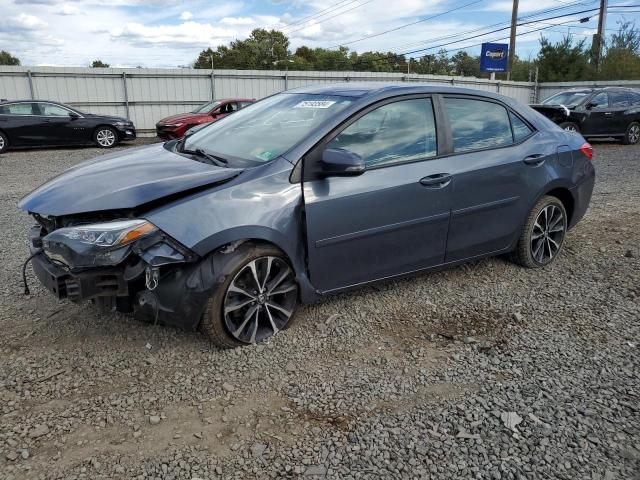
top-left (216, 98), bottom-right (254, 102)
top-left (286, 82), bottom-right (520, 101)
top-left (0, 99), bottom-right (69, 105)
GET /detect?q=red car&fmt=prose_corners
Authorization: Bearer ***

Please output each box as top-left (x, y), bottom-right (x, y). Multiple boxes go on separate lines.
top-left (155, 98), bottom-right (254, 140)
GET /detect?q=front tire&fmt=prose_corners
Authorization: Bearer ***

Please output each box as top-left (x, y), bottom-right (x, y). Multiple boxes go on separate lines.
top-left (0, 131), bottom-right (8, 154)
top-left (622, 122), bottom-right (640, 145)
top-left (200, 244), bottom-right (299, 348)
top-left (510, 196), bottom-right (567, 268)
top-left (93, 126), bottom-right (119, 148)
top-left (559, 122), bottom-right (580, 134)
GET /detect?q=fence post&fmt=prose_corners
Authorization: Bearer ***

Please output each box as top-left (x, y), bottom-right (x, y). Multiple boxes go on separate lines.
top-left (122, 72), bottom-right (130, 120)
top-left (284, 69), bottom-right (288, 91)
top-left (27, 70), bottom-right (35, 99)
top-left (210, 70), bottom-right (215, 100)
top-left (496, 81), bottom-right (501, 93)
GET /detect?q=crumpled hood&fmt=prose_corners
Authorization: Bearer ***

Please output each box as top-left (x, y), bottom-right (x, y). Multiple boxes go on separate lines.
top-left (19, 143), bottom-right (241, 216)
top-left (157, 113), bottom-right (210, 125)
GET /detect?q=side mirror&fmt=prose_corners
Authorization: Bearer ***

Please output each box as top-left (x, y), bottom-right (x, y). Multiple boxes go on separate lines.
top-left (321, 148), bottom-right (365, 177)
top-left (585, 102), bottom-right (596, 110)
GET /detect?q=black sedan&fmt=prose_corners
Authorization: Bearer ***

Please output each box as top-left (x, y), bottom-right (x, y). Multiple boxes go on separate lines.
top-left (0, 100), bottom-right (136, 153)
top-left (530, 87), bottom-right (640, 145)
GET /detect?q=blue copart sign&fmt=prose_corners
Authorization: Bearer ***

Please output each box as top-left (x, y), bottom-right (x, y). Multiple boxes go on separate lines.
top-left (480, 43), bottom-right (508, 72)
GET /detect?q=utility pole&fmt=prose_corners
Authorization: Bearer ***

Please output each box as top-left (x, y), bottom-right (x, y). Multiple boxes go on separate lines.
top-left (592, 0), bottom-right (608, 71)
top-left (507, 0), bottom-right (519, 81)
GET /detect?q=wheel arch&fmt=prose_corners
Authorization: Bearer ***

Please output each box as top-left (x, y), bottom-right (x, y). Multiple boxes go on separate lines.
top-left (544, 186), bottom-right (575, 226)
top-left (192, 226), bottom-right (318, 303)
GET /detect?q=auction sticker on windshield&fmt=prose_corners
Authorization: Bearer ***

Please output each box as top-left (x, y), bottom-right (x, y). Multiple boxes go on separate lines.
top-left (294, 100), bottom-right (336, 109)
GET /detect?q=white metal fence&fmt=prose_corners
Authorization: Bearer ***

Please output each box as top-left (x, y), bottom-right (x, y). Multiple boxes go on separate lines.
top-left (0, 66), bottom-right (535, 135)
top-left (1, 66), bottom-right (637, 136)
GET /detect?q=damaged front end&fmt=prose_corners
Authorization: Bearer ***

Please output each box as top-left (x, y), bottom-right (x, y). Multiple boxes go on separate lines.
top-left (27, 213), bottom-right (218, 330)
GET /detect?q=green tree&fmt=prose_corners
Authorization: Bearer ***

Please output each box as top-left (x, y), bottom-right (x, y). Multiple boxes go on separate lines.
top-left (194, 29), bottom-right (289, 69)
top-left (90, 59), bottom-right (110, 68)
top-left (536, 35), bottom-right (592, 81)
top-left (450, 51), bottom-right (480, 77)
top-left (597, 21), bottom-right (640, 80)
top-left (0, 50), bottom-right (20, 66)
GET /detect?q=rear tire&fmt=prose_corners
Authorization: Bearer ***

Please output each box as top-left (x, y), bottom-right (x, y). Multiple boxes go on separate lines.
top-left (559, 122), bottom-right (580, 134)
top-left (200, 244), bottom-right (300, 349)
top-left (510, 195), bottom-right (567, 269)
top-left (93, 126), bottom-right (119, 148)
top-left (0, 131), bottom-right (8, 154)
top-left (622, 122), bottom-right (640, 145)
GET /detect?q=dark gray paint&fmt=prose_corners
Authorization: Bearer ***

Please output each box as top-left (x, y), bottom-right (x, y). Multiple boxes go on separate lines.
top-left (20, 83), bottom-right (595, 307)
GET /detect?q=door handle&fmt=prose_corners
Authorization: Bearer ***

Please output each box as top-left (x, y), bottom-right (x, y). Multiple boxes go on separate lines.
top-left (604, 112), bottom-right (613, 115)
top-left (523, 154), bottom-right (545, 166)
top-left (420, 173), bottom-right (451, 188)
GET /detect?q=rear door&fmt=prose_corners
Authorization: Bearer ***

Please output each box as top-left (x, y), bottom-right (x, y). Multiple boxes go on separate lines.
top-left (0, 102), bottom-right (42, 146)
top-left (303, 96), bottom-right (452, 292)
top-left (581, 92), bottom-right (613, 135)
top-left (440, 96), bottom-right (555, 262)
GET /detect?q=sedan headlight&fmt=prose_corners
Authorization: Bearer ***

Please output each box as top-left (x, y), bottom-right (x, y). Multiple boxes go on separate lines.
top-left (43, 219), bottom-right (158, 268)
top-left (114, 121), bottom-right (133, 127)
top-left (163, 123), bottom-right (183, 128)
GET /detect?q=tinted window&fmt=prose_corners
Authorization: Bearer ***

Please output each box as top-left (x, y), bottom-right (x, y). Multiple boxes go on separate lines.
top-left (0, 103), bottom-right (36, 115)
top-left (510, 111), bottom-right (533, 142)
top-left (326, 98), bottom-right (437, 168)
top-left (41, 104), bottom-right (73, 116)
top-left (542, 91), bottom-right (589, 107)
top-left (192, 101), bottom-right (220, 114)
top-left (590, 92), bottom-right (609, 109)
top-left (630, 92), bottom-right (640, 106)
top-left (610, 91), bottom-right (629, 108)
top-left (445, 98), bottom-right (512, 153)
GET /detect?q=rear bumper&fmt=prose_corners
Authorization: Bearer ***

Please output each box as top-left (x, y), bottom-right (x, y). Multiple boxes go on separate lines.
top-left (569, 168), bottom-right (596, 229)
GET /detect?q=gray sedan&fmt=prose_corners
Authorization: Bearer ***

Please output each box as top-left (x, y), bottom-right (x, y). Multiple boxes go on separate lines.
top-left (20, 83), bottom-right (595, 348)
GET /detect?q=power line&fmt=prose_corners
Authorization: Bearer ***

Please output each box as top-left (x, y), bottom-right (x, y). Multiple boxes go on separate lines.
top-left (284, 0), bottom-right (375, 35)
top-left (280, 0), bottom-right (361, 31)
top-left (327, 0), bottom-right (484, 49)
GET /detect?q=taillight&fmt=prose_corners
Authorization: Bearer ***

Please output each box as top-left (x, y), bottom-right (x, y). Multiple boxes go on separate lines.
top-left (579, 142), bottom-right (593, 161)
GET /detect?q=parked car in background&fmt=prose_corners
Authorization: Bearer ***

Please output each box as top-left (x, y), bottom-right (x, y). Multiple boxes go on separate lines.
top-left (0, 100), bottom-right (136, 154)
top-left (530, 87), bottom-right (640, 145)
top-left (155, 98), bottom-right (254, 139)
top-left (20, 84), bottom-right (594, 348)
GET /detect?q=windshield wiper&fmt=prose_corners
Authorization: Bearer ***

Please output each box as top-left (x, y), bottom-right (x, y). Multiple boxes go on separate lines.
top-left (181, 146), bottom-right (228, 167)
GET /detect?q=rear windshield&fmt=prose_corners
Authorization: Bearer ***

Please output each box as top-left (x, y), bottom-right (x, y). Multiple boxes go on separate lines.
top-left (184, 93), bottom-right (354, 163)
top-left (542, 91), bottom-right (590, 107)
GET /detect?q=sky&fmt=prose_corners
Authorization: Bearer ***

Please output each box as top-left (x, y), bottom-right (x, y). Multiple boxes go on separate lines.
top-left (0, 0), bottom-right (638, 67)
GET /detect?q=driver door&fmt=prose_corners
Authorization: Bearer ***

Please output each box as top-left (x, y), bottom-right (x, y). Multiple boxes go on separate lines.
top-left (302, 96), bottom-right (452, 292)
top-left (36, 103), bottom-right (84, 144)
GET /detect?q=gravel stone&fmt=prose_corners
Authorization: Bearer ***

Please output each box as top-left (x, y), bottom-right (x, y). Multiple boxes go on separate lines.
top-left (0, 139), bottom-right (638, 479)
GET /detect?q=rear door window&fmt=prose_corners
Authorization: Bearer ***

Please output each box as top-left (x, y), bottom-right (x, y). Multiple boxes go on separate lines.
top-left (444, 97), bottom-right (513, 153)
top-left (325, 98), bottom-right (437, 168)
top-left (0, 103), bottom-right (37, 115)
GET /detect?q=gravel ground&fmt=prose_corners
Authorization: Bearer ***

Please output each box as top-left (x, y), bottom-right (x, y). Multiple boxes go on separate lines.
top-left (0, 139), bottom-right (638, 480)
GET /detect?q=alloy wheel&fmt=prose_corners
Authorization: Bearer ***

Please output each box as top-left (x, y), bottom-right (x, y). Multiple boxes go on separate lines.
top-left (223, 256), bottom-right (298, 344)
top-left (564, 125), bottom-right (577, 132)
top-left (0, 136), bottom-right (4, 150)
top-left (530, 204), bottom-right (566, 265)
top-left (96, 129), bottom-right (116, 147)
top-left (629, 125), bottom-right (640, 144)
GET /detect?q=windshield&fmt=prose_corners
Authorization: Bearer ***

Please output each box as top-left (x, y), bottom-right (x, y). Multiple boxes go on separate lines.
top-left (184, 93), bottom-right (354, 163)
top-left (192, 101), bottom-right (220, 114)
top-left (542, 91), bottom-right (590, 107)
